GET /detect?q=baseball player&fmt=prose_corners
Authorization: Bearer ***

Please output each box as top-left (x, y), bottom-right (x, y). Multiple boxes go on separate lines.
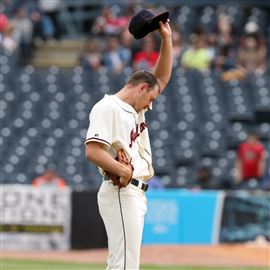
top-left (85, 12), bottom-right (172, 270)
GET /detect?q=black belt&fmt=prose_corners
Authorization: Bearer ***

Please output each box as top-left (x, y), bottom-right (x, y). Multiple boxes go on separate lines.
top-left (104, 176), bottom-right (148, 192)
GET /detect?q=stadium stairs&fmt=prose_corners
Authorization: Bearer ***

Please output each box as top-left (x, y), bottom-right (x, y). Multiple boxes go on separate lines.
top-left (31, 39), bottom-right (85, 68)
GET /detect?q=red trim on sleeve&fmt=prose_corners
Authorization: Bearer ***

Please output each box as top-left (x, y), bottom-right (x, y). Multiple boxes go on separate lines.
top-left (85, 137), bottom-right (111, 146)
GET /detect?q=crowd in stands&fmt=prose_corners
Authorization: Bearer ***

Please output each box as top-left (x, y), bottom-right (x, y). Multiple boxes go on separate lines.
top-left (1, 3), bottom-right (269, 76)
top-left (0, 0), bottom-right (61, 63)
top-left (78, 5), bottom-right (269, 79)
top-left (1, 2), bottom-right (269, 190)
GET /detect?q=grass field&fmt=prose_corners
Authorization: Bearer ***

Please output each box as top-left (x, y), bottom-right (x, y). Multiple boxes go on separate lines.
top-left (1, 259), bottom-right (268, 270)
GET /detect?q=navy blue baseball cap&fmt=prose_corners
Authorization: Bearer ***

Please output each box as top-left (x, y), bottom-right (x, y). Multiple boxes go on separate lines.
top-left (128, 9), bottom-right (169, 39)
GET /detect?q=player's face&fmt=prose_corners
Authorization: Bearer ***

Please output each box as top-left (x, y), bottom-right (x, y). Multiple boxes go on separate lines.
top-left (141, 85), bottom-right (159, 111)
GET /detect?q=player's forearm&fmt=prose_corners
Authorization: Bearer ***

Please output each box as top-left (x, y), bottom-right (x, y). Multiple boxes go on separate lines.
top-left (154, 36), bottom-right (173, 92)
top-left (85, 143), bottom-right (131, 179)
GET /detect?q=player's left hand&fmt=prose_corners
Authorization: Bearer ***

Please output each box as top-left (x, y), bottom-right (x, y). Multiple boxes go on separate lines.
top-left (105, 149), bottom-right (134, 189)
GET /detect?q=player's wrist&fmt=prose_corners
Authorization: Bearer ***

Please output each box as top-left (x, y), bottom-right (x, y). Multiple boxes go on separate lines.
top-left (119, 164), bottom-right (133, 180)
top-left (160, 35), bottom-right (172, 42)
top-left (117, 165), bottom-right (132, 187)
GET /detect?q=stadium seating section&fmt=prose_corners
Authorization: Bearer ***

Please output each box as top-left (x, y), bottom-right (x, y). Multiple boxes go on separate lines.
top-left (1, 2), bottom-right (270, 189)
top-left (1, 52), bottom-right (269, 189)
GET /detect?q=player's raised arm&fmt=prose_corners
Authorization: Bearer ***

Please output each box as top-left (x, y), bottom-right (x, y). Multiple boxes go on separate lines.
top-left (154, 21), bottom-right (173, 94)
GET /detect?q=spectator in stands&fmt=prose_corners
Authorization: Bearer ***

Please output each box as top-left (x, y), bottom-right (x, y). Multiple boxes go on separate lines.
top-left (29, 0), bottom-right (65, 43)
top-left (171, 24), bottom-right (184, 67)
top-left (0, 15), bottom-right (17, 54)
top-left (132, 34), bottom-right (159, 72)
top-left (215, 14), bottom-right (237, 55)
top-left (212, 13), bottom-right (239, 76)
top-left (116, 5), bottom-right (135, 32)
top-left (0, 23), bottom-right (18, 54)
top-left (32, 169), bottom-right (67, 189)
top-left (192, 165), bottom-right (217, 190)
top-left (118, 29), bottom-right (133, 66)
top-left (38, 0), bottom-right (61, 40)
top-left (234, 132), bottom-right (266, 190)
top-left (0, 13), bottom-right (9, 33)
top-left (10, 6), bottom-right (33, 62)
top-left (11, 7), bottom-right (33, 43)
top-left (92, 5), bottom-right (124, 36)
top-left (103, 36), bottom-right (125, 74)
top-left (79, 40), bottom-right (103, 71)
top-left (18, 0), bottom-right (42, 44)
top-left (181, 33), bottom-right (211, 71)
top-left (236, 33), bottom-right (267, 75)
top-left (214, 44), bottom-right (236, 72)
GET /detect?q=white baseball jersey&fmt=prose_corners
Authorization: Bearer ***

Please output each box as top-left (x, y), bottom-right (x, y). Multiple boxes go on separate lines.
top-left (85, 94), bottom-right (153, 270)
top-left (85, 94), bottom-right (154, 181)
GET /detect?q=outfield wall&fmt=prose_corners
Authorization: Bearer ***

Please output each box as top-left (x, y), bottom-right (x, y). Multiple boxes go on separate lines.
top-left (0, 185), bottom-right (269, 250)
top-left (0, 185), bottom-right (72, 250)
top-left (143, 190), bottom-right (225, 244)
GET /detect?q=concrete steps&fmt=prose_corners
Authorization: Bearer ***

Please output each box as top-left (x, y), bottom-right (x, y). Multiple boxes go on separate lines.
top-left (31, 39), bottom-right (86, 68)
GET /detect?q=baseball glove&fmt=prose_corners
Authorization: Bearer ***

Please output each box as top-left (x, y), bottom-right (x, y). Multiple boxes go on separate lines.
top-left (105, 149), bottom-right (134, 188)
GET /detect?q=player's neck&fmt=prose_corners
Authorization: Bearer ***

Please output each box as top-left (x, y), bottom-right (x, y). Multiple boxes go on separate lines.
top-left (115, 86), bottom-right (137, 110)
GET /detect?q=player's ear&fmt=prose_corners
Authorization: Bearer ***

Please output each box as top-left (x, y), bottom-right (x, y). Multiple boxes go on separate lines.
top-left (140, 82), bottom-right (148, 92)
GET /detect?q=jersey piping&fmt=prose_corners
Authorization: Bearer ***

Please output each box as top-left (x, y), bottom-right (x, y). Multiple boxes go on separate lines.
top-left (85, 137), bottom-right (111, 147)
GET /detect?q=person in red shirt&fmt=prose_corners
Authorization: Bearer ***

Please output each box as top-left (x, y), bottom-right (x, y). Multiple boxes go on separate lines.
top-left (234, 132), bottom-right (266, 189)
top-left (132, 34), bottom-right (159, 72)
top-left (32, 169), bottom-right (66, 189)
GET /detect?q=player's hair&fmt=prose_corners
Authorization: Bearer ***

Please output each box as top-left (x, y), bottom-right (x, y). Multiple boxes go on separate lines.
top-left (127, 70), bottom-right (160, 92)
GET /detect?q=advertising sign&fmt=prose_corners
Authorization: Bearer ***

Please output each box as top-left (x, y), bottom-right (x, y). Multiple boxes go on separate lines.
top-left (143, 189), bottom-right (224, 244)
top-left (0, 185), bottom-right (71, 250)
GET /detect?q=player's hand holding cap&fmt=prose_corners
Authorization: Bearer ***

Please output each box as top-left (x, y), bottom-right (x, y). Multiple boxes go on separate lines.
top-left (128, 9), bottom-right (169, 39)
